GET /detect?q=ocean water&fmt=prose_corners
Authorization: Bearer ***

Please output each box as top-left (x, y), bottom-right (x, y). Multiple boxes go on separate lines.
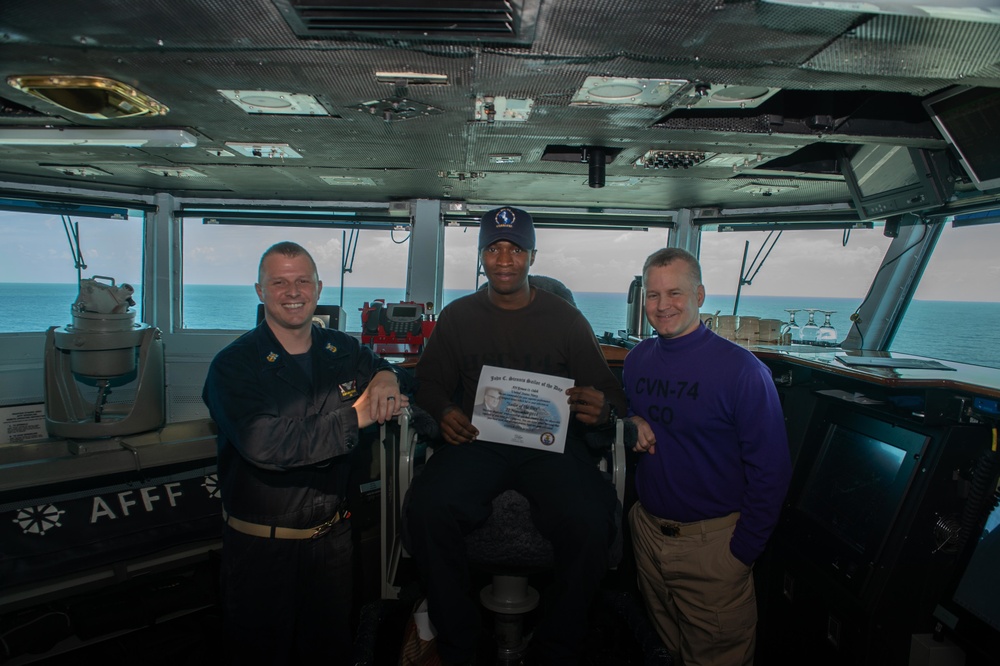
top-left (5, 283), bottom-right (1000, 369)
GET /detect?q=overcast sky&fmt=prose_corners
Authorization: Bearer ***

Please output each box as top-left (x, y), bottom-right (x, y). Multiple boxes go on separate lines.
top-left (3, 212), bottom-right (998, 302)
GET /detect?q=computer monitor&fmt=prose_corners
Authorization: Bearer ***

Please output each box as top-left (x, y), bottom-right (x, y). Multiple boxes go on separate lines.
top-left (840, 144), bottom-right (952, 220)
top-left (923, 86), bottom-right (1000, 192)
top-left (795, 409), bottom-right (930, 591)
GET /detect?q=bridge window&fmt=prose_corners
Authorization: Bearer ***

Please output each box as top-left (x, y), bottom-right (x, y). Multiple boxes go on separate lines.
top-left (698, 226), bottom-right (893, 344)
top-left (891, 217), bottom-right (1000, 369)
top-left (0, 209), bottom-right (144, 334)
top-left (181, 218), bottom-right (409, 331)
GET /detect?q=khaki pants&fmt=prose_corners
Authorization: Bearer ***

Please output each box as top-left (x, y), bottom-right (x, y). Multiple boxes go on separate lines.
top-left (629, 502), bottom-right (757, 666)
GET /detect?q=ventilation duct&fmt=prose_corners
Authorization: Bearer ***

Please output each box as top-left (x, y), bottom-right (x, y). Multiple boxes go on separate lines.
top-left (272, 0), bottom-right (540, 45)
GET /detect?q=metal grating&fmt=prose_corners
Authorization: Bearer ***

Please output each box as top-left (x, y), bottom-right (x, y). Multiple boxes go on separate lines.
top-left (272, 0), bottom-right (540, 45)
top-left (805, 15), bottom-right (1000, 84)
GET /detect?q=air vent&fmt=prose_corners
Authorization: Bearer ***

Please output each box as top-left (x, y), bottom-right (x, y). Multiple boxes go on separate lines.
top-left (272, 0), bottom-right (540, 46)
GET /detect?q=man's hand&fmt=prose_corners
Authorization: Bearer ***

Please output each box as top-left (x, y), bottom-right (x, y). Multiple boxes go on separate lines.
top-left (354, 369), bottom-right (409, 429)
top-left (439, 405), bottom-right (478, 445)
top-left (566, 386), bottom-right (609, 426)
top-left (629, 415), bottom-right (656, 454)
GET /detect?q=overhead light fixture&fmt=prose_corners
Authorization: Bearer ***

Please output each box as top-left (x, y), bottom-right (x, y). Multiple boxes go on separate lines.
top-left (218, 90), bottom-right (331, 116)
top-left (375, 72), bottom-right (449, 85)
top-left (675, 83), bottom-right (781, 110)
top-left (318, 175), bottom-right (378, 187)
top-left (0, 128), bottom-right (197, 147)
top-left (572, 77), bottom-right (688, 107)
top-left (7, 75), bottom-right (168, 119)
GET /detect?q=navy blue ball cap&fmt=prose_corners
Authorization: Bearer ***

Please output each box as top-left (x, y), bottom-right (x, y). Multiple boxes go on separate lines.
top-left (478, 206), bottom-right (535, 250)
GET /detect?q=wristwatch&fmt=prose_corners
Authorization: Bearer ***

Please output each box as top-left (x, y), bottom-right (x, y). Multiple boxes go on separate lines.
top-left (605, 403), bottom-right (618, 429)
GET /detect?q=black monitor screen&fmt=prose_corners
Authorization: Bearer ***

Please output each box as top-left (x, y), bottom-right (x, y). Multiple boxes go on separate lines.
top-left (840, 145), bottom-right (950, 220)
top-left (798, 413), bottom-right (928, 562)
top-left (924, 86), bottom-right (1000, 191)
top-left (851, 144), bottom-right (921, 199)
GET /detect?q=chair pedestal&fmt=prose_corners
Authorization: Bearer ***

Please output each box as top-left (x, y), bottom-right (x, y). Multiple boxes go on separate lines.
top-left (480, 574), bottom-right (540, 663)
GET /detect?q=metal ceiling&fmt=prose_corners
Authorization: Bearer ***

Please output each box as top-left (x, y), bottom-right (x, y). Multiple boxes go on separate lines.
top-left (0, 0), bottom-right (997, 215)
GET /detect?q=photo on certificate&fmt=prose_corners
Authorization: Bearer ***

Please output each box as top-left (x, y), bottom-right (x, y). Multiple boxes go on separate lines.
top-left (471, 365), bottom-right (571, 453)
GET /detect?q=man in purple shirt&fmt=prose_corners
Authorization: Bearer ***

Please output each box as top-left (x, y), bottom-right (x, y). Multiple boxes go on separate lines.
top-left (623, 247), bottom-right (791, 665)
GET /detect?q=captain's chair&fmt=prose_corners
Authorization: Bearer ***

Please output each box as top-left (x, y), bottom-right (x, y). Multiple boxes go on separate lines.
top-left (380, 407), bottom-right (629, 662)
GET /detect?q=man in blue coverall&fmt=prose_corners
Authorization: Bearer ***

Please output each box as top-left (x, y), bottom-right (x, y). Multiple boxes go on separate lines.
top-left (203, 241), bottom-right (408, 665)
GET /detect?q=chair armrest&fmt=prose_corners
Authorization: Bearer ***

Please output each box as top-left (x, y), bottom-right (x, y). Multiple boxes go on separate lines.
top-left (379, 407), bottom-right (420, 600)
top-left (612, 418), bottom-right (626, 508)
top-left (396, 407), bottom-right (422, 502)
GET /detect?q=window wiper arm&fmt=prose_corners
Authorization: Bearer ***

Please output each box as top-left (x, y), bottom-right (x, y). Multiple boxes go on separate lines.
top-left (733, 230), bottom-right (781, 316)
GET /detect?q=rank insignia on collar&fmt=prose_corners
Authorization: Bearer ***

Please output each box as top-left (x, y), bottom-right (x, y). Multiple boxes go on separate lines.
top-left (326, 343), bottom-right (337, 353)
top-left (266, 352), bottom-right (279, 363)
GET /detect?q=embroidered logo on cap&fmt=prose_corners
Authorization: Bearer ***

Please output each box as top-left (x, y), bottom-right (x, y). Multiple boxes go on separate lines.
top-left (495, 207), bottom-right (516, 228)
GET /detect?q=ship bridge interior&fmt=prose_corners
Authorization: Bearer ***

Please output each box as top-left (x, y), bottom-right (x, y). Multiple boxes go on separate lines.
top-left (2, 2), bottom-right (1000, 665)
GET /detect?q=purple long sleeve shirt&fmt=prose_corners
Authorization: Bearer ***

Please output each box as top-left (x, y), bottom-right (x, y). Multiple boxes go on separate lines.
top-left (623, 323), bottom-right (791, 564)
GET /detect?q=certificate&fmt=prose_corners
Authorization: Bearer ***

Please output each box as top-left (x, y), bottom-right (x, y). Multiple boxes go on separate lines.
top-left (471, 365), bottom-right (571, 453)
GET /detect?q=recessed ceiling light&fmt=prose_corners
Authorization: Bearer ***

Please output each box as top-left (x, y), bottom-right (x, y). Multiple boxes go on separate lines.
top-left (218, 90), bottom-right (330, 116)
top-left (572, 77), bottom-right (688, 106)
top-left (0, 128), bottom-right (196, 147)
top-left (318, 176), bottom-right (378, 187)
top-left (7, 75), bottom-right (168, 119)
top-left (375, 72), bottom-right (448, 85)
top-left (678, 84), bottom-right (781, 109)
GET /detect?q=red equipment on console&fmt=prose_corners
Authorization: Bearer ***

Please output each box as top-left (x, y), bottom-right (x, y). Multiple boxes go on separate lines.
top-left (360, 300), bottom-right (436, 356)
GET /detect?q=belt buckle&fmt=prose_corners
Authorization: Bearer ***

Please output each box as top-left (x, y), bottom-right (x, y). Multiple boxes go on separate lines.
top-left (311, 513), bottom-right (339, 539)
top-left (660, 523), bottom-right (680, 537)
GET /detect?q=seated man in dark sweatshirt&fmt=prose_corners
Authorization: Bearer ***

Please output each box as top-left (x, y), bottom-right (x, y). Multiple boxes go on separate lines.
top-left (405, 206), bottom-right (626, 666)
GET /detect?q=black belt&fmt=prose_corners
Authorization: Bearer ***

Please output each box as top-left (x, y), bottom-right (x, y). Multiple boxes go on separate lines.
top-left (657, 512), bottom-right (740, 537)
top-left (222, 508), bottom-right (349, 540)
